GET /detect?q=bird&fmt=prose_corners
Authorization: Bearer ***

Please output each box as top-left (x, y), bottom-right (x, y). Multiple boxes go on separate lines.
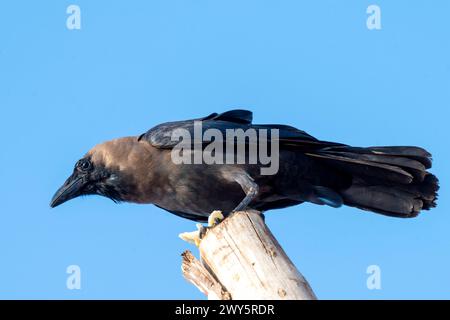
top-left (50, 109), bottom-right (439, 222)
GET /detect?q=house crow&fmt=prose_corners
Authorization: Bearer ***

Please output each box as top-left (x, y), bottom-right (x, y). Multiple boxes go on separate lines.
top-left (50, 110), bottom-right (439, 221)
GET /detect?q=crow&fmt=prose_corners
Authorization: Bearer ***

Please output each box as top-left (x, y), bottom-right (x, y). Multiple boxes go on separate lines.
top-left (50, 110), bottom-right (438, 221)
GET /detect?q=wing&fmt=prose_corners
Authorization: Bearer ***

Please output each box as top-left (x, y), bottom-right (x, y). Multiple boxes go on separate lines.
top-left (138, 109), bottom-right (340, 150)
top-left (138, 110), bottom-right (253, 148)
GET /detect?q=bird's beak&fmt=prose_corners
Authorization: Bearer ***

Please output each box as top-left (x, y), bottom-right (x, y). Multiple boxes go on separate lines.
top-left (50, 172), bottom-right (86, 208)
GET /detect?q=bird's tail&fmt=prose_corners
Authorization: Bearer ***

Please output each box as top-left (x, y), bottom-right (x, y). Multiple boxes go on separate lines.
top-left (307, 146), bottom-right (439, 218)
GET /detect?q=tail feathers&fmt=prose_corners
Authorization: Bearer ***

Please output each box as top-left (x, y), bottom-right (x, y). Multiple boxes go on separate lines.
top-left (341, 177), bottom-right (437, 218)
top-left (306, 152), bottom-right (414, 184)
top-left (323, 146), bottom-right (432, 169)
top-left (308, 145), bottom-right (439, 218)
top-left (318, 151), bottom-right (427, 182)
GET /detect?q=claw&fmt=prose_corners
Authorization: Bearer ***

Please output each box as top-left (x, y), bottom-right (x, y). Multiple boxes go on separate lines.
top-left (179, 211), bottom-right (225, 247)
top-left (208, 210), bottom-right (224, 227)
top-left (179, 223), bottom-right (203, 247)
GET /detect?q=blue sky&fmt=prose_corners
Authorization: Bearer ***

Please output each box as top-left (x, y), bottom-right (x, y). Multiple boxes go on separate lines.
top-left (0, 1), bottom-right (449, 299)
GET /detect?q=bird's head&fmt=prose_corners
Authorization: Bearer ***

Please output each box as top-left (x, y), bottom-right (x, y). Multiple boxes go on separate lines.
top-left (50, 137), bottom-right (143, 208)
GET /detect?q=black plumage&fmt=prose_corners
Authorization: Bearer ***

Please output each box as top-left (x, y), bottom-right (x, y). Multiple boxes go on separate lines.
top-left (50, 109), bottom-right (439, 221)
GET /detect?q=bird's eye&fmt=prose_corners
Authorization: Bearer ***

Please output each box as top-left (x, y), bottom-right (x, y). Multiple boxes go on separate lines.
top-left (76, 159), bottom-right (92, 172)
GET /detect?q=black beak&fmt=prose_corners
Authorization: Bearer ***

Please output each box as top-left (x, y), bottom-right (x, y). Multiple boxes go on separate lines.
top-left (50, 172), bottom-right (86, 208)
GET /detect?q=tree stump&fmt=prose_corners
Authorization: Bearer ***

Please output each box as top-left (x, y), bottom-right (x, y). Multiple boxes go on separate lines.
top-left (181, 210), bottom-right (317, 300)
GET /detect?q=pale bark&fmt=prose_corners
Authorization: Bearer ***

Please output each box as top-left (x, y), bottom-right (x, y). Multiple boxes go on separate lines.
top-left (181, 210), bottom-right (316, 300)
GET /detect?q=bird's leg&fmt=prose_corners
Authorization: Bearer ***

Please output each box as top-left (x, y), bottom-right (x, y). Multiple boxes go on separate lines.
top-left (179, 172), bottom-right (260, 246)
top-left (231, 172), bottom-right (259, 212)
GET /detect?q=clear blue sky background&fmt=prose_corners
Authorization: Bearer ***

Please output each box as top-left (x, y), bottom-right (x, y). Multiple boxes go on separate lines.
top-left (0, 1), bottom-right (449, 299)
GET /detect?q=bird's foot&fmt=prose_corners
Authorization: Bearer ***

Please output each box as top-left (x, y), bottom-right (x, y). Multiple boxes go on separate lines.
top-left (179, 210), bottom-right (225, 247)
top-left (179, 223), bottom-right (203, 247)
top-left (199, 210), bottom-right (225, 239)
top-left (207, 210), bottom-right (225, 228)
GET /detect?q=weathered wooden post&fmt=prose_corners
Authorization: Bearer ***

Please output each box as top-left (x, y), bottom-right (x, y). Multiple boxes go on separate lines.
top-left (180, 210), bottom-right (317, 300)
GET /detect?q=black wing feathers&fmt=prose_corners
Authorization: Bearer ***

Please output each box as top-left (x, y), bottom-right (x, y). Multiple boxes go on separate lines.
top-left (139, 109), bottom-right (325, 149)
